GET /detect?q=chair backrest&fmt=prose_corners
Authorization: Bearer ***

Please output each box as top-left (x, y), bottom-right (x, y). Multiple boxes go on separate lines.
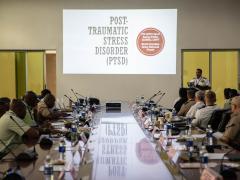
top-left (88, 97), bottom-right (100, 105)
top-left (218, 110), bottom-right (232, 132)
top-left (208, 109), bottom-right (229, 131)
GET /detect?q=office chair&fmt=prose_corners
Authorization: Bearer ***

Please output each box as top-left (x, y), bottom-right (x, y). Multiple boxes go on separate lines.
top-left (218, 110), bottom-right (232, 132)
top-left (208, 109), bottom-right (229, 131)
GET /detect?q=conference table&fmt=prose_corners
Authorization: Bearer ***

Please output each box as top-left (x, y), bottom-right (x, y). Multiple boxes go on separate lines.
top-left (89, 104), bottom-right (174, 180)
top-left (0, 102), bottom-right (239, 179)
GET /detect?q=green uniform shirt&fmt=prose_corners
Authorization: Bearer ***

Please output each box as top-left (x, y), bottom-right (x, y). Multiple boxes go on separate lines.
top-left (0, 110), bottom-right (30, 152)
top-left (23, 102), bottom-right (37, 126)
top-left (222, 112), bottom-right (240, 143)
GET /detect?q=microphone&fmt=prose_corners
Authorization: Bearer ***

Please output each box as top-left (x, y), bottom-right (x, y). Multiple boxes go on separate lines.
top-left (71, 89), bottom-right (79, 100)
top-left (75, 92), bottom-right (86, 99)
top-left (155, 93), bottom-right (166, 105)
top-left (146, 90), bottom-right (162, 103)
top-left (71, 89), bottom-right (86, 99)
top-left (64, 95), bottom-right (74, 103)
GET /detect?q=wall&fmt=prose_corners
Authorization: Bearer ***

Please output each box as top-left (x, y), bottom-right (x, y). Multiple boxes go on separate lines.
top-left (0, 0), bottom-right (240, 107)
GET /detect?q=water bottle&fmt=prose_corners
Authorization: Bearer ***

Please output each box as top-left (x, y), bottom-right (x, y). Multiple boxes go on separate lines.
top-left (166, 124), bottom-right (172, 136)
top-left (140, 96), bottom-right (145, 106)
top-left (188, 124), bottom-right (192, 136)
top-left (166, 124), bottom-right (172, 146)
top-left (71, 123), bottom-right (78, 146)
top-left (72, 107), bottom-right (77, 119)
top-left (136, 96), bottom-right (140, 105)
top-left (199, 146), bottom-right (208, 169)
top-left (44, 155), bottom-right (53, 180)
top-left (206, 125), bottom-right (213, 146)
top-left (172, 108), bottom-right (177, 116)
top-left (59, 138), bottom-right (66, 160)
top-left (186, 136), bottom-right (194, 160)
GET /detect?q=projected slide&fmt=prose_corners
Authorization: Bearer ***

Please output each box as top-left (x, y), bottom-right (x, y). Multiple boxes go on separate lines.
top-left (63, 9), bottom-right (177, 74)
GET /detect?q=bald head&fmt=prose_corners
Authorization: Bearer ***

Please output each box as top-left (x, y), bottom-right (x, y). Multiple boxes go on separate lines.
top-left (10, 99), bottom-right (26, 119)
top-left (24, 91), bottom-right (38, 108)
top-left (0, 97), bottom-right (11, 118)
top-left (231, 96), bottom-right (240, 113)
top-left (44, 94), bottom-right (56, 108)
top-left (195, 90), bottom-right (205, 102)
top-left (205, 90), bottom-right (216, 106)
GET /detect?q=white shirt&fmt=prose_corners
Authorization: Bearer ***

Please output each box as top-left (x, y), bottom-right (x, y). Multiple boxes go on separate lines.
top-left (186, 101), bottom-right (205, 118)
top-left (190, 76), bottom-right (210, 87)
top-left (192, 105), bottom-right (219, 129)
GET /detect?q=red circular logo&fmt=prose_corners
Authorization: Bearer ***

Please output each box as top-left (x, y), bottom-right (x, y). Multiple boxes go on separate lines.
top-left (137, 28), bottom-right (165, 56)
top-left (135, 138), bottom-right (159, 164)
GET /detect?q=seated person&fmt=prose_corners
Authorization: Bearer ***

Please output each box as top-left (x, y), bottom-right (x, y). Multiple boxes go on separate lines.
top-left (0, 97), bottom-right (10, 118)
top-left (188, 68), bottom-right (211, 90)
top-left (186, 90), bottom-right (205, 118)
top-left (38, 88), bottom-right (51, 100)
top-left (224, 88), bottom-right (239, 110)
top-left (223, 88), bottom-right (231, 109)
top-left (192, 90), bottom-right (219, 129)
top-left (177, 89), bottom-right (196, 116)
top-left (23, 91), bottom-right (39, 126)
top-left (0, 99), bottom-right (39, 153)
top-left (37, 94), bottom-right (63, 124)
top-left (220, 96), bottom-right (240, 144)
top-left (173, 88), bottom-right (188, 113)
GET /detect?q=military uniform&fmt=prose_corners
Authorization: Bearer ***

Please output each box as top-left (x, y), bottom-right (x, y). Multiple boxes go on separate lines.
top-left (186, 101), bottom-right (205, 118)
top-left (221, 112), bottom-right (240, 143)
top-left (23, 102), bottom-right (37, 126)
top-left (0, 110), bottom-right (30, 152)
top-left (189, 76), bottom-right (211, 90)
top-left (192, 105), bottom-right (219, 129)
top-left (177, 99), bottom-right (195, 116)
top-left (37, 100), bottom-right (52, 124)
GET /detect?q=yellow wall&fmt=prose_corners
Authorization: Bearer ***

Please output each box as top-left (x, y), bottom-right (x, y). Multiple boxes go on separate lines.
top-left (183, 50), bottom-right (239, 108)
top-left (0, 52), bottom-right (16, 98)
top-left (26, 52), bottom-right (44, 94)
top-left (183, 51), bottom-right (210, 87)
top-left (212, 51), bottom-right (238, 107)
top-left (1, 0), bottom-right (240, 107)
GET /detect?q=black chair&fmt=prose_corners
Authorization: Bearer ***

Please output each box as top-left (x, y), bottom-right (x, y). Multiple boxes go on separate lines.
top-left (218, 110), bottom-right (232, 132)
top-left (208, 109), bottom-right (229, 131)
top-left (88, 97), bottom-right (100, 105)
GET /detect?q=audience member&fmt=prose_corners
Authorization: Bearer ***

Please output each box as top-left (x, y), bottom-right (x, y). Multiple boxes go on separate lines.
top-left (220, 96), bottom-right (240, 144)
top-left (186, 90), bottom-right (205, 118)
top-left (177, 89), bottom-right (196, 116)
top-left (173, 88), bottom-right (188, 113)
top-left (23, 91), bottom-right (38, 126)
top-left (223, 88), bottom-right (231, 109)
top-left (38, 89), bottom-right (51, 100)
top-left (37, 94), bottom-right (62, 124)
top-left (192, 90), bottom-right (219, 129)
top-left (0, 99), bottom-right (39, 152)
top-left (229, 88), bottom-right (238, 99)
top-left (0, 97), bottom-right (10, 118)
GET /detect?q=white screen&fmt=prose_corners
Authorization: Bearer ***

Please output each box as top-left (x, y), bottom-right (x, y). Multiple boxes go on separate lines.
top-left (63, 9), bottom-right (177, 74)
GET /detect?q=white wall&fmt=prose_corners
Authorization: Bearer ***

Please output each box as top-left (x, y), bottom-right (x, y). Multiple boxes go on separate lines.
top-left (0, 0), bottom-right (240, 107)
